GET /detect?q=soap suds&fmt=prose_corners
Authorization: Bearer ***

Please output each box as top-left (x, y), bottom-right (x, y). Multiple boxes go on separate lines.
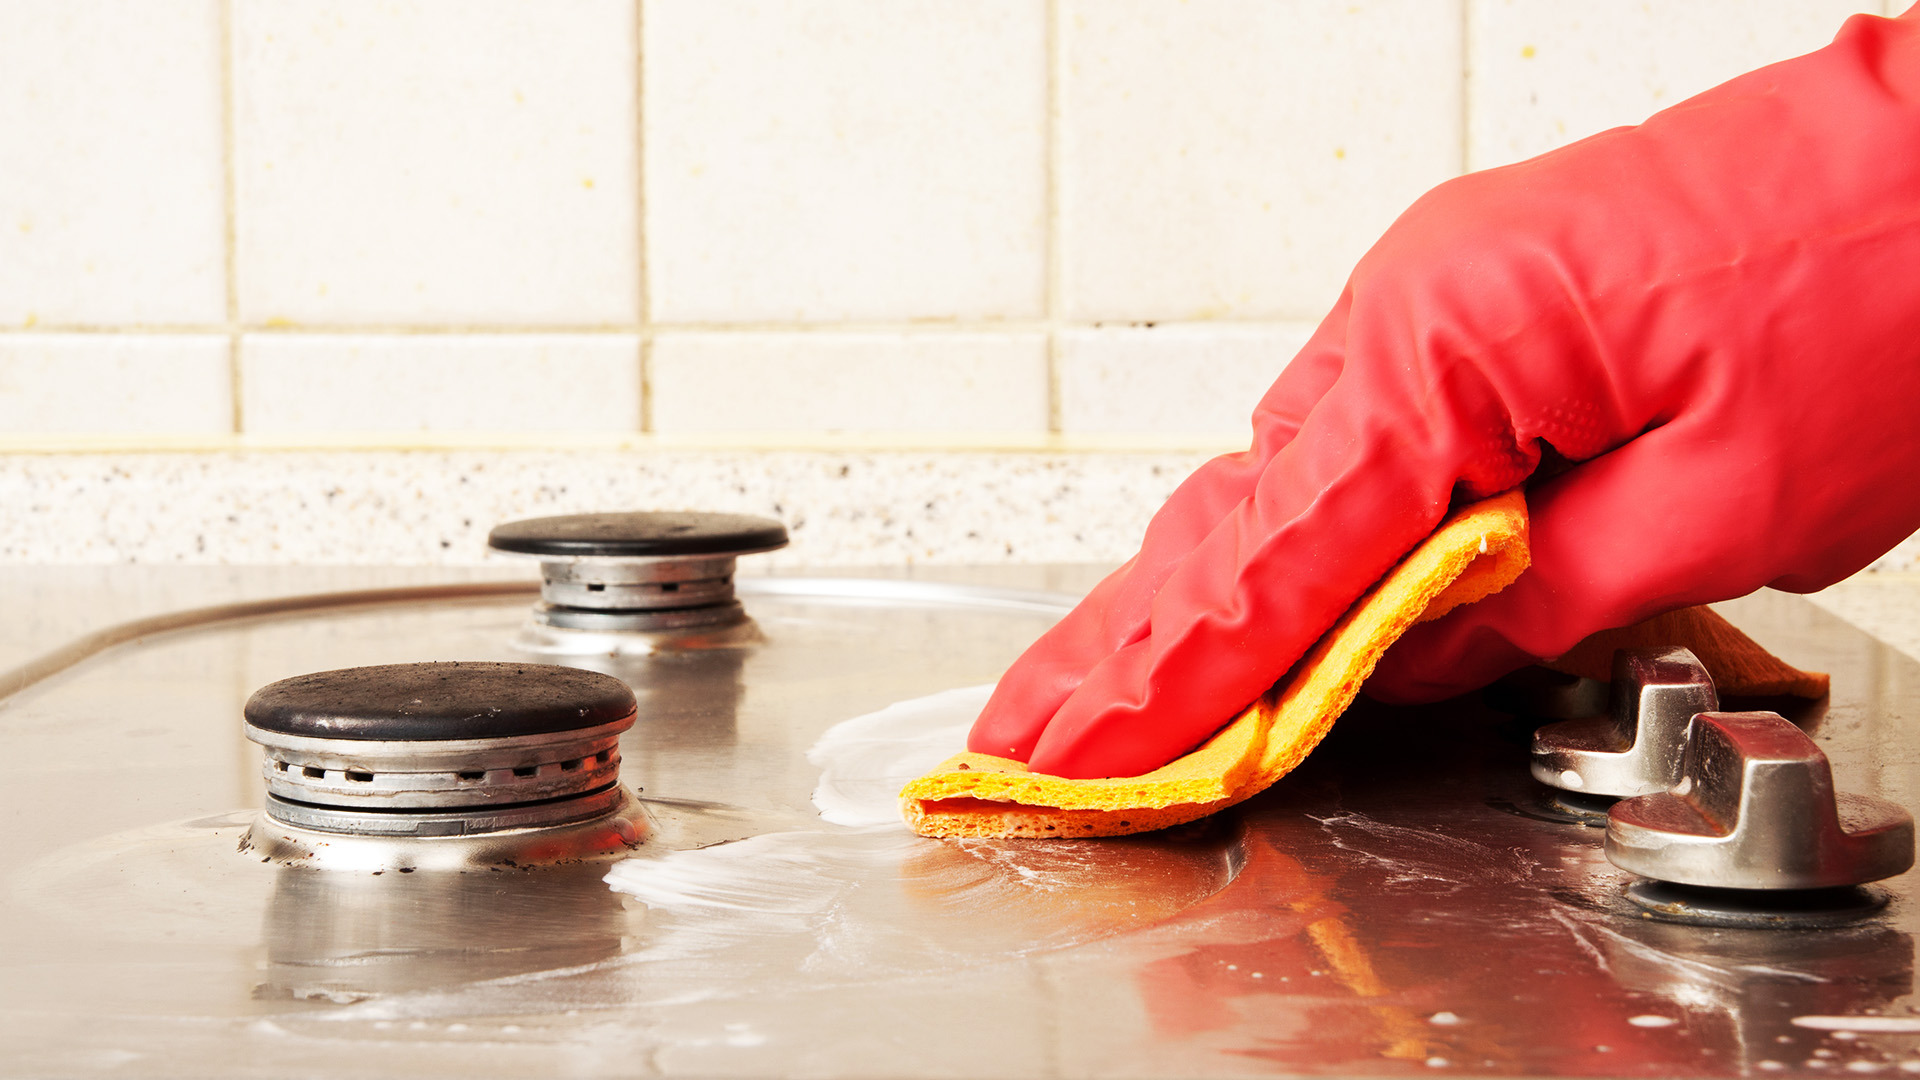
top-left (166, 685), bottom-right (1232, 1029)
top-left (592, 685), bottom-right (1235, 996)
top-left (806, 683), bottom-right (991, 827)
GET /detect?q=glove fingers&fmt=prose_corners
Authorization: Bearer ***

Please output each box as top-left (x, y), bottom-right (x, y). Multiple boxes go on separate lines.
top-left (1022, 265), bottom-right (1574, 778)
top-left (968, 312), bottom-right (1352, 762)
top-left (968, 564), bottom-right (1142, 759)
top-left (1368, 423), bottom-right (1785, 704)
top-left (1023, 384), bottom-right (1487, 775)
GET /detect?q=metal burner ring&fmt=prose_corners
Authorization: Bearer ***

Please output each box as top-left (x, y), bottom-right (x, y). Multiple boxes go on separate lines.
top-left (243, 661), bottom-right (645, 866)
top-left (262, 782), bottom-right (630, 837)
top-left (531, 600), bottom-right (748, 634)
top-left (248, 719), bottom-right (630, 810)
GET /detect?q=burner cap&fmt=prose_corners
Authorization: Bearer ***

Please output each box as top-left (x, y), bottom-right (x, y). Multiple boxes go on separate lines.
top-left (244, 661), bottom-right (636, 742)
top-left (487, 511), bottom-right (788, 559)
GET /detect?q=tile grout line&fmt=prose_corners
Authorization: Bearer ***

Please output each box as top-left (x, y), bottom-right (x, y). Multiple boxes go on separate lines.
top-left (1458, 0), bottom-right (1473, 177)
top-left (634, 0), bottom-right (652, 434)
top-left (220, 0), bottom-right (243, 435)
top-left (1043, 0), bottom-right (1064, 435)
top-left (0, 433), bottom-right (1247, 456)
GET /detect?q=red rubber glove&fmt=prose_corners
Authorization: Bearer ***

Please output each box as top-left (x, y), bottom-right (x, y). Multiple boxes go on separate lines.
top-left (971, 8), bottom-right (1920, 780)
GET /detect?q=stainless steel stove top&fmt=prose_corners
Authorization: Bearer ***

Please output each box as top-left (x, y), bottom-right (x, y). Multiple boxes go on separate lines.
top-left (0, 566), bottom-right (1915, 1078)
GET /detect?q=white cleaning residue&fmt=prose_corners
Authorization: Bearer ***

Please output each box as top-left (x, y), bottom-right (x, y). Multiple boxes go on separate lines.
top-left (597, 682), bottom-right (1229, 981)
top-left (262, 684), bottom-right (1234, 1025)
top-left (806, 683), bottom-right (993, 827)
top-left (603, 828), bottom-right (931, 947)
top-left (599, 685), bottom-right (992, 969)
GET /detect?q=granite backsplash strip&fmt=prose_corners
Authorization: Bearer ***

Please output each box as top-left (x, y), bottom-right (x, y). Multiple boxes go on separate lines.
top-left (0, 451), bottom-right (1216, 566)
top-left (5, 450), bottom-right (1915, 573)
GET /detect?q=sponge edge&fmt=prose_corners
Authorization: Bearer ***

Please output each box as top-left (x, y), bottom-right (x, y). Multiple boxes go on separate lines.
top-left (1543, 604), bottom-right (1829, 699)
top-left (900, 489), bottom-right (1533, 839)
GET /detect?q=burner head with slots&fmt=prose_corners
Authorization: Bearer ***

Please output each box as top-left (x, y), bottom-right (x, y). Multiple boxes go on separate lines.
top-left (488, 510), bottom-right (789, 651)
top-left (242, 661), bottom-right (646, 870)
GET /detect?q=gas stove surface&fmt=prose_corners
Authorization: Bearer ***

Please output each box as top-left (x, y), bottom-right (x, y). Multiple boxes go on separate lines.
top-left (0, 566), bottom-right (1916, 1078)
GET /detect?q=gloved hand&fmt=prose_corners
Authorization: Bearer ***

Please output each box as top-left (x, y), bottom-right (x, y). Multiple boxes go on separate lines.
top-left (971, 8), bottom-right (1920, 780)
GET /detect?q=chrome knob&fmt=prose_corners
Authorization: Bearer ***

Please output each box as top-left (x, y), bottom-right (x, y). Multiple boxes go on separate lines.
top-left (1531, 647), bottom-right (1718, 797)
top-left (1606, 711), bottom-right (1914, 890)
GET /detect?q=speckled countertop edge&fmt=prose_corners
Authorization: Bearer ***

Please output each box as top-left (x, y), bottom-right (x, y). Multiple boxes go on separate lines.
top-left (2, 449), bottom-right (1915, 668)
top-left (0, 450), bottom-right (1211, 566)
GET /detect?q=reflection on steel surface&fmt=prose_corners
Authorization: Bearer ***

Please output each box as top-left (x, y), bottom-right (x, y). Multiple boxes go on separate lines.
top-left (0, 581), bottom-right (538, 701)
top-left (260, 861), bottom-right (633, 1003)
top-left (0, 577), bottom-right (1917, 1076)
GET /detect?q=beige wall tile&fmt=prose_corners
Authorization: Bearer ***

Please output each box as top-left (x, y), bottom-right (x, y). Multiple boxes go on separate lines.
top-left (650, 332), bottom-right (1047, 433)
top-left (241, 334), bottom-right (640, 432)
top-left (1057, 325), bottom-right (1313, 436)
top-left (0, 335), bottom-right (230, 433)
top-left (1060, 0), bottom-right (1464, 324)
top-left (1468, 0), bottom-right (1882, 171)
top-left (233, 0), bottom-right (639, 326)
top-left (644, 0), bottom-right (1048, 323)
top-left (0, 1), bottom-right (225, 327)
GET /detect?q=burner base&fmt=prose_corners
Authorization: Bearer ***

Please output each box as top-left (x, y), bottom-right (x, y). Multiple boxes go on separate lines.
top-left (1624, 878), bottom-right (1890, 929)
top-left (240, 786), bottom-right (649, 872)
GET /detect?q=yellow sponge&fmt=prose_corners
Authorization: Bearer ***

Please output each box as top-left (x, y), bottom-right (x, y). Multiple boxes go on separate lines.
top-left (901, 489), bottom-right (1532, 838)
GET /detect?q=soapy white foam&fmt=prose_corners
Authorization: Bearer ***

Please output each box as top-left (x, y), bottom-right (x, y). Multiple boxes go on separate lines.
top-left (604, 828), bottom-right (921, 921)
top-left (314, 684), bottom-right (1229, 1026)
top-left (598, 683), bottom-right (1193, 985)
top-left (806, 683), bottom-right (992, 827)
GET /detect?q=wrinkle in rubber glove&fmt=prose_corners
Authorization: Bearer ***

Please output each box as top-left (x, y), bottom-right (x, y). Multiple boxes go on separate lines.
top-left (972, 8), bottom-right (1920, 778)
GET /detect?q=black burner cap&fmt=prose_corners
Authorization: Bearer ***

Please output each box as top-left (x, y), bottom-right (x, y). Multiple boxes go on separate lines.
top-left (487, 510), bottom-right (789, 558)
top-left (244, 662), bottom-right (637, 742)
